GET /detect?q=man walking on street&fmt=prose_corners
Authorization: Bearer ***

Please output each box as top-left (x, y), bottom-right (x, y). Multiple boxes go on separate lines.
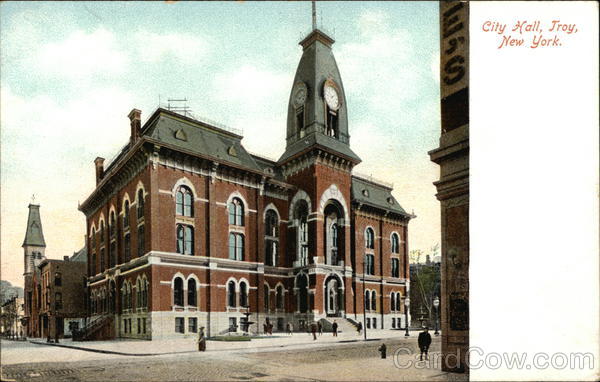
top-left (311, 322), bottom-right (317, 340)
top-left (317, 321), bottom-right (323, 336)
top-left (332, 320), bottom-right (338, 337)
top-left (418, 327), bottom-right (432, 361)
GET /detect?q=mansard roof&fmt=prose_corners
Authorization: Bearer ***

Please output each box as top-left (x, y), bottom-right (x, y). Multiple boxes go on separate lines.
top-left (22, 204), bottom-right (46, 247)
top-left (351, 176), bottom-right (411, 218)
top-left (70, 246), bottom-right (87, 263)
top-left (142, 109), bottom-right (262, 173)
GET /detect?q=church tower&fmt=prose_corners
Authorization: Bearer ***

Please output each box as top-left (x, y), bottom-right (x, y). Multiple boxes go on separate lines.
top-left (22, 203), bottom-right (47, 276)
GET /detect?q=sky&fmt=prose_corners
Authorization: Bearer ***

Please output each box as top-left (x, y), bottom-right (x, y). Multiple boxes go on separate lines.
top-left (0, 1), bottom-right (440, 288)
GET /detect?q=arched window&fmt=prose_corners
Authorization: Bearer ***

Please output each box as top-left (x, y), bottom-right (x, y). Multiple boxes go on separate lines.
top-left (228, 197), bottom-right (244, 226)
top-left (136, 279), bottom-right (142, 309)
top-left (173, 277), bottom-right (184, 306)
top-left (365, 254), bottom-right (375, 275)
top-left (371, 290), bottom-right (376, 311)
top-left (188, 279), bottom-right (197, 306)
top-left (229, 233), bottom-right (244, 261)
top-left (390, 292), bottom-right (396, 311)
top-left (265, 210), bottom-right (279, 266)
top-left (176, 186), bottom-right (193, 217)
top-left (276, 285), bottom-right (284, 309)
top-left (391, 233), bottom-right (400, 254)
top-left (227, 280), bottom-right (236, 307)
top-left (239, 281), bottom-right (248, 307)
top-left (365, 228), bottom-right (374, 249)
top-left (137, 225), bottom-right (145, 257)
top-left (110, 211), bottom-right (116, 237)
top-left (124, 233), bottom-right (131, 262)
top-left (297, 274), bottom-right (308, 313)
top-left (264, 285), bottom-right (270, 311)
top-left (100, 221), bottom-right (105, 243)
top-left (123, 201), bottom-right (130, 229)
top-left (143, 279), bottom-right (148, 308)
top-left (176, 225), bottom-right (194, 255)
top-left (391, 258), bottom-right (400, 278)
top-left (365, 290), bottom-right (370, 311)
top-left (396, 293), bottom-right (401, 313)
top-left (137, 189), bottom-right (144, 219)
top-left (295, 201), bottom-right (309, 266)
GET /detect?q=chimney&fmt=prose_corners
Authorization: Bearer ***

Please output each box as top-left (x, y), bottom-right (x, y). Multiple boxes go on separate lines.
top-left (129, 108), bottom-right (142, 143)
top-left (94, 157), bottom-right (105, 185)
top-left (63, 256), bottom-right (69, 261)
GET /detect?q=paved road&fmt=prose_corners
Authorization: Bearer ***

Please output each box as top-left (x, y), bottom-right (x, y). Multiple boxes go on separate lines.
top-left (1, 337), bottom-right (468, 381)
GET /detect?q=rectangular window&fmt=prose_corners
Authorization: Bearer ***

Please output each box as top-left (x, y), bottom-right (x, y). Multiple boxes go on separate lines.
top-left (100, 249), bottom-right (105, 272)
top-left (366, 317), bottom-right (371, 329)
top-left (392, 318), bottom-right (396, 328)
top-left (373, 317), bottom-right (377, 329)
top-left (137, 225), bottom-right (145, 257)
top-left (124, 319), bottom-right (127, 333)
top-left (188, 317), bottom-right (198, 333)
top-left (137, 318), bottom-right (141, 334)
top-left (142, 318), bottom-right (147, 334)
top-left (124, 234), bottom-right (131, 262)
top-left (54, 273), bottom-right (62, 286)
top-left (55, 292), bottom-right (62, 310)
top-left (175, 317), bottom-right (185, 333)
top-left (392, 258), bottom-right (399, 278)
top-left (229, 317), bottom-right (237, 332)
top-left (110, 242), bottom-right (116, 267)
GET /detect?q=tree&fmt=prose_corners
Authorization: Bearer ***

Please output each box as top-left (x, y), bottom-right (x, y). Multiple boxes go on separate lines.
top-left (409, 245), bottom-right (441, 327)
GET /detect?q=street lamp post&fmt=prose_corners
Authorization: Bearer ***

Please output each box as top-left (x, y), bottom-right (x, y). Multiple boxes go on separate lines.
top-left (404, 296), bottom-right (410, 337)
top-left (433, 296), bottom-right (440, 336)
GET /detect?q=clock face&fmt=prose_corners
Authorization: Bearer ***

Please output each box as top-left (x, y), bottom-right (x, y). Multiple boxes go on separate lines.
top-left (294, 87), bottom-right (307, 107)
top-left (324, 85), bottom-right (339, 110)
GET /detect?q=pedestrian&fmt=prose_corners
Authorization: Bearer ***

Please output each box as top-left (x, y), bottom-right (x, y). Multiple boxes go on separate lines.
top-left (317, 321), bottom-right (323, 336)
top-left (264, 318), bottom-right (270, 335)
top-left (55, 329), bottom-right (60, 344)
top-left (356, 321), bottom-right (362, 335)
top-left (418, 326), bottom-right (432, 361)
top-left (197, 327), bottom-right (206, 351)
top-left (378, 343), bottom-right (387, 359)
top-left (311, 322), bottom-right (317, 340)
top-left (289, 322), bottom-right (294, 335)
top-left (332, 320), bottom-right (338, 337)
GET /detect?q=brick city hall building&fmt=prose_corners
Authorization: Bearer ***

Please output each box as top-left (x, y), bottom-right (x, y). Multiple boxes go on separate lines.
top-left (79, 27), bottom-right (413, 340)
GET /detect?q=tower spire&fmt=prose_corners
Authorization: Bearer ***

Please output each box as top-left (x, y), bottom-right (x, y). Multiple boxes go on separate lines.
top-left (312, 0), bottom-right (317, 30)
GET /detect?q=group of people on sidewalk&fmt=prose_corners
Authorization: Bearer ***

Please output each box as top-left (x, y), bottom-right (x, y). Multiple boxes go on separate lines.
top-left (308, 320), bottom-right (339, 340)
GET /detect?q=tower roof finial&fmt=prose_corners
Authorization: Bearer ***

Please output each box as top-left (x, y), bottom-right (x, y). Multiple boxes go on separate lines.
top-left (312, 0), bottom-right (317, 30)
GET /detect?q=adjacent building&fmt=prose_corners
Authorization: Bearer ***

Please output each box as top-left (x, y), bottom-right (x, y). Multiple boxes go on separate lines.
top-left (79, 25), bottom-right (413, 340)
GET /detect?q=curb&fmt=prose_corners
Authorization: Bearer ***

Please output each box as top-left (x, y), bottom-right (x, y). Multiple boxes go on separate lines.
top-left (28, 340), bottom-right (194, 357)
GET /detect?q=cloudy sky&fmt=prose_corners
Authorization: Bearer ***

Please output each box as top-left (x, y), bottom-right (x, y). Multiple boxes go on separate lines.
top-left (1, 1), bottom-right (440, 287)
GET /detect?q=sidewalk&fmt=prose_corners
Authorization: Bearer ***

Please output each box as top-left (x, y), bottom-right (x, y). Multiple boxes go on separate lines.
top-left (27, 329), bottom-right (428, 356)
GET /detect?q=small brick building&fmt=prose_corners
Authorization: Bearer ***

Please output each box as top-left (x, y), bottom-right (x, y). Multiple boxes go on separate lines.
top-left (79, 28), bottom-right (413, 340)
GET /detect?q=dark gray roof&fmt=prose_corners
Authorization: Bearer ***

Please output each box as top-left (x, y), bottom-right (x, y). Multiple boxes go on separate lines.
top-left (278, 131), bottom-right (361, 163)
top-left (22, 204), bottom-right (46, 247)
top-left (70, 246), bottom-right (87, 263)
top-left (351, 176), bottom-right (410, 217)
top-left (143, 109), bottom-right (262, 172)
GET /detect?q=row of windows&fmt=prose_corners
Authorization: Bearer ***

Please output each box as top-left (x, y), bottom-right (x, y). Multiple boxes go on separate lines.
top-left (365, 228), bottom-right (402, 254)
top-left (264, 285), bottom-right (285, 311)
top-left (173, 277), bottom-right (198, 307)
top-left (175, 317), bottom-right (198, 334)
top-left (90, 225), bottom-right (144, 275)
top-left (122, 279), bottom-right (149, 311)
top-left (123, 317), bottom-right (147, 334)
top-left (91, 189), bottom-right (145, 247)
top-left (365, 290), bottom-right (377, 311)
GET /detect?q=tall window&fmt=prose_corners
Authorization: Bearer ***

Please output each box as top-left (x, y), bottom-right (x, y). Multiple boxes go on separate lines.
top-left (330, 223), bottom-right (338, 265)
top-left (391, 258), bottom-right (400, 278)
top-left (124, 233), bottom-right (131, 262)
top-left (176, 225), bottom-right (194, 255)
top-left (228, 197), bottom-right (244, 226)
top-left (110, 211), bottom-right (116, 237)
top-left (297, 274), bottom-right (308, 313)
top-left (365, 228), bottom-right (375, 249)
top-left (176, 186), bottom-right (193, 217)
top-left (276, 285), bottom-right (284, 309)
top-left (142, 279), bottom-right (148, 308)
top-left (55, 292), bottom-right (62, 310)
top-left (265, 210), bottom-right (279, 266)
top-left (54, 272), bottom-right (62, 286)
top-left (264, 285), bottom-right (270, 311)
top-left (229, 233), bottom-right (244, 261)
top-left (391, 233), bottom-right (400, 253)
top-left (173, 277), bottom-right (184, 306)
top-left (123, 201), bottom-right (130, 229)
top-left (188, 279), bottom-right (197, 306)
top-left (391, 292), bottom-right (396, 311)
top-left (137, 225), bottom-right (145, 257)
top-left (227, 280), bottom-right (236, 307)
top-left (296, 106), bottom-right (305, 138)
top-left (365, 254), bottom-right (375, 275)
top-left (109, 241), bottom-right (116, 267)
top-left (137, 189), bottom-right (144, 219)
top-left (239, 282), bottom-right (248, 307)
top-left (365, 290), bottom-right (370, 311)
top-left (371, 291), bottom-right (376, 311)
top-left (100, 221), bottom-right (105, 244)
top-left (91, 253), bottom-right (97, 275)
top-left (396, 294), bottom-right (401, 313)
top-left (175, 317), bottom-right (184, 333)
top-left (295, 201), bottom-right (309, 266)
top-left (100, 248), bottom-right (105, 272)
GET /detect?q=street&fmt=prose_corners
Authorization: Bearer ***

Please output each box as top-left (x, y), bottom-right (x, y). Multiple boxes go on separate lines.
top-left (0, 336), bottom-right (467, 381)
